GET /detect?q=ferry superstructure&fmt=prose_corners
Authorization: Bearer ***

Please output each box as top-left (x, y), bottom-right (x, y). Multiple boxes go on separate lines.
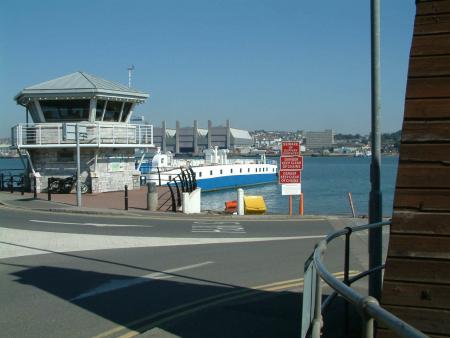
top-left (144, 147), bottom-right (278, 191)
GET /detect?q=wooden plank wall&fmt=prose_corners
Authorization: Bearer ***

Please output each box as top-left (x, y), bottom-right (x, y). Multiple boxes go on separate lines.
top-left (379, 1), bottom-right (450, 337)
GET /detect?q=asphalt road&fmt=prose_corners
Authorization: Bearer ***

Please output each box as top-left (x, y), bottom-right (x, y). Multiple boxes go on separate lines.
top-left (0, 206), bottom-right (368, 338)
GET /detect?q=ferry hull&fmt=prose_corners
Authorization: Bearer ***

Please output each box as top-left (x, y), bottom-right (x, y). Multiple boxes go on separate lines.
top-left (197, 173), bottom-right (277, 192)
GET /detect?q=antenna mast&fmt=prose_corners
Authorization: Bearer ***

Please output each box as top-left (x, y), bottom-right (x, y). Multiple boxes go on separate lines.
top-left (127, 65), bottom-right (135, 88)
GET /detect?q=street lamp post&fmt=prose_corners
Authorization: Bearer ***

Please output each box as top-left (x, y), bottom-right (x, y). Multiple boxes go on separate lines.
top-left (369, 0), bottom-right (383, 301)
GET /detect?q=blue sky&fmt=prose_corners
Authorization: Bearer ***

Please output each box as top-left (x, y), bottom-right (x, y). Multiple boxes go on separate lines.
top-left (0, 0), bottom-right (415, 136)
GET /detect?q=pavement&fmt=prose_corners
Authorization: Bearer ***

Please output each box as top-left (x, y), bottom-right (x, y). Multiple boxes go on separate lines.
top-left (0, 186), bottom-right (173, 214)
top-left (0, 190), bottom-right (362, 221)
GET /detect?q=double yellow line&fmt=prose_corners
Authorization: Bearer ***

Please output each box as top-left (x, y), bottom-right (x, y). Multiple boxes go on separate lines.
top-left (93, 270), bottom-right (359, 338)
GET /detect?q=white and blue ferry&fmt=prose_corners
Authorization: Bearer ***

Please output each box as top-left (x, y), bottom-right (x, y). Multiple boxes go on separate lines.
top-left (142, 147), bottom-right (278, 191)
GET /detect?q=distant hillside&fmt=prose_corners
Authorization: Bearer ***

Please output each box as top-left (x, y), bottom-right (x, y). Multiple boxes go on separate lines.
top-left (335, 131), bottom-right (401, 145)
top-left (381, 130), bottom-right (401, 147)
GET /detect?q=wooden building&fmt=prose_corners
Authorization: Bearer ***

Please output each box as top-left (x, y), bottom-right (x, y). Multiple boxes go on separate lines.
top-left (379, 1), bottom-right (450, 337)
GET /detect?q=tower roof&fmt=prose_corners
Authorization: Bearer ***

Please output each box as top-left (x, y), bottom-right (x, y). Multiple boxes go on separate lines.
top-left (15, 71), bottom-right (149, 105)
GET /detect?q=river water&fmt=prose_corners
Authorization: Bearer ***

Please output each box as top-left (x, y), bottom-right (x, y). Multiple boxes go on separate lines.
top-left (0, 156), bottom-right (398, 216)
top-left (201, 156), bottom-right (398, 216)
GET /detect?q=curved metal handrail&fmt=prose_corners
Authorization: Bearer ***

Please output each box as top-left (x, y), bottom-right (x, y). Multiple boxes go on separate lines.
top-left (321, 264), bottom-right (385, 313)
top-left (310, 221), bottom-right (428, 338)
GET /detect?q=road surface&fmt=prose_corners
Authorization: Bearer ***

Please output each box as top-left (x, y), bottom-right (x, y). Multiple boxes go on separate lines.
top-left (0, 205), bottom-right (367, 337)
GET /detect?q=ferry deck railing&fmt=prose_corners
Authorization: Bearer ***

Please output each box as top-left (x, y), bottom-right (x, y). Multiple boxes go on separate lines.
top-left (12, 123), bottom-right (154, 148)
top-left (302, 221), bottom-right (428, 338)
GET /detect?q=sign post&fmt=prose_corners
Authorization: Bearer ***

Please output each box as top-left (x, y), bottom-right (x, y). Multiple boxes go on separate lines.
top-left (75, 124), bottom-right (81, 207)
top-left (279, 141), bottom-right (303, 216)
top-left (64, 123), bottom-right (86, 207)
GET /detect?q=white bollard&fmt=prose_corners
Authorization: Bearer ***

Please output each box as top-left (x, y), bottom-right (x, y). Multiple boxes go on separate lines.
top-left (237, 188), bottom-right (244, 215)
top-left (182, 192), bottom-right (189, 214)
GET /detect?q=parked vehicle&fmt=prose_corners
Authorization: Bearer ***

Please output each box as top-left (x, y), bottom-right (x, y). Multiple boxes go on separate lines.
top-left (49, 174), bottom-right (88, 194)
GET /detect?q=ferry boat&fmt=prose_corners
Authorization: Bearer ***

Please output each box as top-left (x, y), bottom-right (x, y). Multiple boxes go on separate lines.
top-left (140, 147), bottom-right (278, 191)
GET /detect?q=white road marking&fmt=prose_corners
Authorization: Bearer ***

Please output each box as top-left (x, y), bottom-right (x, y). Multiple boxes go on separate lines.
top-left (0, 226), bottom-right (325, 259)
top-left (29, 219), bottom-right (149, 227)
top-left (71, 261), bottom-right (213, 301)
top-left (192, 225), bottom-right (246, 234)
top-left (193, 221), bottom-right (241, 225)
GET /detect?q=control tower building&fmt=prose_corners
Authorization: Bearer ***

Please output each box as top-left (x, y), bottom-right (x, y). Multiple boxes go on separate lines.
top-left (12, 71), bottom-right (154, 193)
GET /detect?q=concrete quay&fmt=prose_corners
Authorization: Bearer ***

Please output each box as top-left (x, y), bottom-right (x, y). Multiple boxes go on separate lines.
top-left (0, 189), bottom-right (358, 220)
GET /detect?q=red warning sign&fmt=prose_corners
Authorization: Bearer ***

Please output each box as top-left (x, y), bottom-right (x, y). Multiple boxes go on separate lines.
top-left (279, 170), bottom-right (301, 184)
top-left (281, 141), bottom-right (301, 156)
top-left (280, 156), bottom-right (303, 171)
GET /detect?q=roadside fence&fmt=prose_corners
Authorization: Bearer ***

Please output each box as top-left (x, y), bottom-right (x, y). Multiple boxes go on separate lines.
top-left (0, 173), bottom-right (25, 195)
top-left (301, 221), bottom-right (428, 338)
top-left (164, 167), bottom-right (197, 212)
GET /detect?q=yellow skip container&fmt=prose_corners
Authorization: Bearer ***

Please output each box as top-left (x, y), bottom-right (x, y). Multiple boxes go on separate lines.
top-left (244, 195), bottom-right (267, 215)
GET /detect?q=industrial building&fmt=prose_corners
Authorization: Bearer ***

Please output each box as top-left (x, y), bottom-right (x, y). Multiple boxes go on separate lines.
top-left (304, 129), bottom-right (335, 151)
top-left (152, 120), bottom-right (253, 154)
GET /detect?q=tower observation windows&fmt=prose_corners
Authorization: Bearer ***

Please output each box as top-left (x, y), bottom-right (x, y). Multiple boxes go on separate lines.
top-left (103, 101), bottom-right (123, 122)
top-left (121, 102), bottom-right (132, 122)
top-left (96, 100), bottom-right (106, 120)
top-left (95, 100), bottom-right (132, 122)
top-left (40, 99), bottom-right (89, 122)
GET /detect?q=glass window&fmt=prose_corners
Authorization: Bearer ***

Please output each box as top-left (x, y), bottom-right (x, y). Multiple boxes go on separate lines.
top-left (121, 102), bottom-right (132, 122)
top-left (40, 100), bottom-right (89, 122)
top-left (103, 101), bottom-right (123, 121)
top-left (96, 100), bottom-right (106, 120)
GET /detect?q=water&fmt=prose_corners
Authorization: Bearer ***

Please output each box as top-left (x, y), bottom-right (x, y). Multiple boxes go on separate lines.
top-left (0, 156), bottom-right (399, 216)
top-left (201, 156), bottom-right (398, 216)
top-left (0, 158), bottom-right (25, 174)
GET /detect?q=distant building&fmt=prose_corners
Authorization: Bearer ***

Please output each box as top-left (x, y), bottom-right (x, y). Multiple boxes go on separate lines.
top-left (152, 120), bottom-right (252, 154)
top-left (229, 128), bottom-right (253, 151)
top-left (305, 129), bottom-right (335, 150)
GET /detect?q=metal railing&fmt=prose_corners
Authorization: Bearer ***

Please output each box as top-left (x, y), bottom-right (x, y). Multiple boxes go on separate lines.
top-left (0, 173), bottom-right (25, 194)
top-left (165, 168), bottom-right (197, 212)
top-left (302, 221), bottom-right (428, 338)
top-left (12, 123), bottom-right (153, 148)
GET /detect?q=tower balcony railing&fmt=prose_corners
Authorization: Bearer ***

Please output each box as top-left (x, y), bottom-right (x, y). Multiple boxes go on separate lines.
top-left (12, 123), bottom-right (154, 149)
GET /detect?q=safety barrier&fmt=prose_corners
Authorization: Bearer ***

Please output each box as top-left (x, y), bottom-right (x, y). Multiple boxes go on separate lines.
top-left (12, 123), bottom-right (153, 148)
top-left (165, 168), bottom-right (197, 212)
top-left (0, 173), bottom-right (25, 194)
top-left (301, 221), bottom-right (428, 338)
